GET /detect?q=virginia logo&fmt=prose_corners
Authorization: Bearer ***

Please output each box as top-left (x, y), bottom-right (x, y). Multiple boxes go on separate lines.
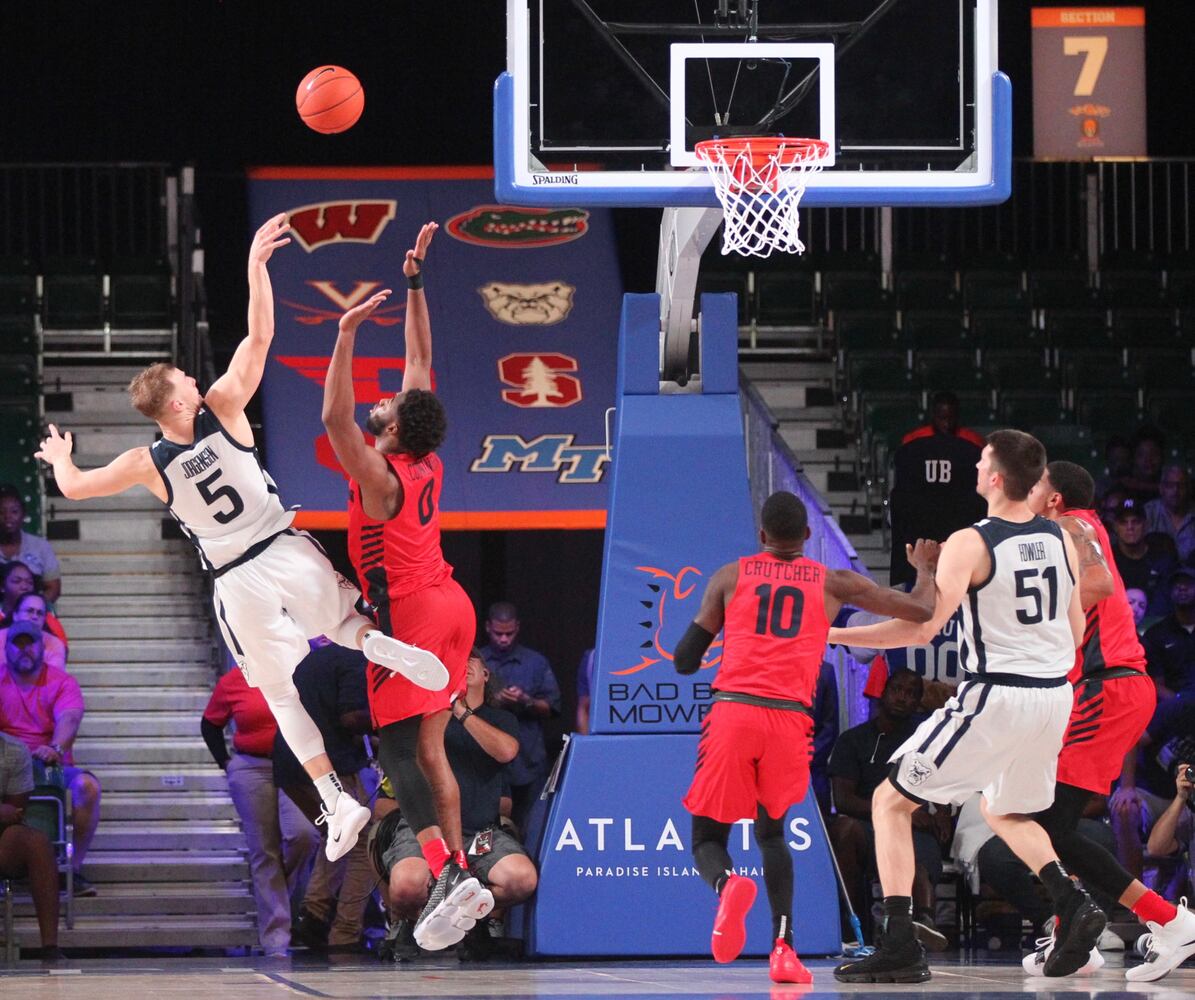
top-left (446, 205), bottom-right (589, 248)
top-left (287, 201), bottom-right (397, 252)
top-left (479, 281), bottom-right (575, 325)
top-left (281, 279), bottom-right (404, 326)
top-left (498, 353), bottom-right (581, 408)
top-left (614, 566), bottom-right (723, 676)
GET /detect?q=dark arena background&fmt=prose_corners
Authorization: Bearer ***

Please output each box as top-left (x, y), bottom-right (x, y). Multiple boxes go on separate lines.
top-left (2, 1), bottom-right (1195, 997)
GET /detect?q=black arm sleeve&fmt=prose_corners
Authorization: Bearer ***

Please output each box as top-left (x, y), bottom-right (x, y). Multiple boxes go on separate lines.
top-left (201, 718), bottom-right (230, 770)
top-left (674, 621), bottom-right (716, 675)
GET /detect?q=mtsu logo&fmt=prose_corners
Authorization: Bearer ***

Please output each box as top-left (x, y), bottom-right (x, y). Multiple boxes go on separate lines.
top-left (286, 201), bottom-right (397, 252)
top-left (498, 353), bottom-right (581, 408)
top-left (445, 205), bottom-right (589, 248)
top-left (471, 435), bottom-right (607, 484)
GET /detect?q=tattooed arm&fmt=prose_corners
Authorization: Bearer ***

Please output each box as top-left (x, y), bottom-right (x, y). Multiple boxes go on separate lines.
top-left (1060, 514), bottom-right (1114, 609)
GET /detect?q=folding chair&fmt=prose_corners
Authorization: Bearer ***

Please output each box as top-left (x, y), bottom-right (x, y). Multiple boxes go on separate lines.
top-left (25, 783), bottom-right (75, 929)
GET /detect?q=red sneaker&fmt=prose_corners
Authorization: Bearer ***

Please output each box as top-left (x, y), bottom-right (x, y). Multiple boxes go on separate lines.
top-left (770, 938), bottom-right (813, 984)
top-left (711, 875), bottom-right (757, 963)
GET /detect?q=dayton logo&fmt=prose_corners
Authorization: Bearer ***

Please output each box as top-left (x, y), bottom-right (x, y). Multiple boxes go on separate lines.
top-left (479, 281), bottom-right (575, 325)
top-left (471, 434), bottom-right (607, 483)
top-left (614, 566), bottom-right (722, 677)
top-left (498, 353), bottom-right (581, 408)
top-left (281, 279), bottom-right (405, 327)
top-left (446, 205), bottom-right (589, 248)
top-left (286, 201), bottom-right (397, 252)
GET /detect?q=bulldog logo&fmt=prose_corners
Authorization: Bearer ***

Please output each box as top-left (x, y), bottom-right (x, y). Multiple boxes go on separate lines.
top-left (902, 754), bottom-right (935, 787)
top-left (478, 281), bottom-right (575, 326)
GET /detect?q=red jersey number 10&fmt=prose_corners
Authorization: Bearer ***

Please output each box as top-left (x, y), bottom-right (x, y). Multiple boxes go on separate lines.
top-left (753, 584), bottom-right (805, 638)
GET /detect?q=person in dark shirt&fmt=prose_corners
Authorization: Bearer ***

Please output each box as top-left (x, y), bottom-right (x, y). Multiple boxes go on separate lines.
top-left (887, 392), bottom-right (986, 586)
top-left (480, 601), bottom-right (561, 831)
top-left (1112, 498), bottom-right (1178, 617)
top-left (370, 650), bottom-right (538, 952)
top-left (827, 669), bottom-right (949, 948)
top-left (1141, 568), bottom-right (1195, 702)
top-left (271, 638), bottom-right (375, 952)
top-left (810, 660), bottom-right (840, 816)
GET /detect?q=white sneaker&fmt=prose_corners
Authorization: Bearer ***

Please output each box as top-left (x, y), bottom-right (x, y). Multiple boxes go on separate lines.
top-left (363, 631), bottom-right (449, 691)
top-left (317, 794), bottom-right (371, 862)
top-left (1125, 899), bottom-right (1195, 982)
top-left (1022, 922), bottom-right (1105, 977)
top-left (1097, 926), bottom-right (1125, 951)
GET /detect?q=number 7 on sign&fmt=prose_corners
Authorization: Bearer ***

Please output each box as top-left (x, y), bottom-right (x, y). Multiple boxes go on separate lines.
top-left (1063, 36), bottom-right (1108, 96)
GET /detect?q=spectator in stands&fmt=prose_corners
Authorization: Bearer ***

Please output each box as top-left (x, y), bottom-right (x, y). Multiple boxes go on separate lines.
top-left (827, 669), bottom-right (949, 949)
top-left (202, 660), bottom-right (321, 957)
top-left (1125, 587), bottom-right (1152, 637)
top-left (0, 593), bottom-right (67, 671)
top-left (272, 638), bottom-right (375, 955)
top-left (1146, 466), bottom-right (1195, 562)
top-left (0, 562), bottom-right (68, 651)
top-left (1109, 695), bottom-right (1195, 883)
top-left (1100, 485), bottom-right (1129, 535)
top-left (0, 729), bottom-right (61, 962)
top-left (575, 646), bottom-right (594, 735)
top-left (1111, 498), bottom-right (1177, 618)
top-left (1144, 754), bottom-right (1195, 899)
top-left (1094, 435), bottom-right (1133, 502)
top-left (0, 621), bottom-right (100, 896)
top-left (1142, 568), bottom-right (1195, 702)
top-left (1115, 426), bottom-right (1166, 502)
top-left (887, 391), bottom-right (986, 586)
top-left (480, 602), bottom-right (561, 832)
top-left (371, 650), bottom-right (536, 958)
top-left (0, 484), bottom-right (61, 605)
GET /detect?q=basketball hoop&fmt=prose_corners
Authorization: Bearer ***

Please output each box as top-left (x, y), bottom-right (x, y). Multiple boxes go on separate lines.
top-left (695, 137), bottom-right (830, 258)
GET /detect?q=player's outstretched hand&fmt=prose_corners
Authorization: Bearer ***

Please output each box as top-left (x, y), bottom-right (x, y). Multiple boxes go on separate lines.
top-left (249, 212), bottom-right (292, 267)
top-left (339, 289), bottom-right (393, 334)
top-left (906, 538), bottom-right (941, 574)
top-left (402, 222), bottom-right (438, 278)
top-left (34, 424), bottom-right (73, 465)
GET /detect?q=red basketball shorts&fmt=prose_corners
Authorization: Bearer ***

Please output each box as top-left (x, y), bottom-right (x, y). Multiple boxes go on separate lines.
top-left (368, 577), bottom-right (474, 727)
top-left (1056, 673), bottom-right (1156, 795)
top-left (683, 699), bottom-right (814, 823)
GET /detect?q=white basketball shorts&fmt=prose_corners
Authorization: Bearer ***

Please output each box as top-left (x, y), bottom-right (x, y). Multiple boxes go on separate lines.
top-left (888, 677), bottom-right (1073, 816)
top-left (211, 531), bottom-right (362, 688)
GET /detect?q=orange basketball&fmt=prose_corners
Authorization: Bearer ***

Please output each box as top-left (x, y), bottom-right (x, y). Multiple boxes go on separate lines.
top-left (295, 66), bottom-right (364, 134)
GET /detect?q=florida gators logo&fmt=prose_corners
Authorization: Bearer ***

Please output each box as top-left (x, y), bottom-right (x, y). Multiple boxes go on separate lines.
top-left (446, 205), bottom-right (589, 248)
top-left (613, 565), bottom-right (722, 676)
top-left (287, 201), bottom-right (397, 252)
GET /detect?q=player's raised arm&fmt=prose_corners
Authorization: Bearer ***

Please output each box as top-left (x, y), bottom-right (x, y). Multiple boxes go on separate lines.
top-left (205, 213), bottom-right (291, 417)
top-left (400, 222), bottom-right (437, 393)
top-left (1061, 525), bottom-right (1086, 649)
top-left (829, 527), bottom-right (984, 649)
top-left (1059, 514), bottom-right (1114, 608)
top-left (322, 291), bottom-right (400, 507)
top-left (825, 538), bottom-right (940, 624)
top-left (35, 425), bottom-right (163, 501)
top-left (673, 561), bottom-right (736, 675)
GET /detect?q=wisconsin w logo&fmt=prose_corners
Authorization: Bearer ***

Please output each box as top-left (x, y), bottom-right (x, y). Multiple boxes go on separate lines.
top-left (287, 201), bottom-right (397, 252)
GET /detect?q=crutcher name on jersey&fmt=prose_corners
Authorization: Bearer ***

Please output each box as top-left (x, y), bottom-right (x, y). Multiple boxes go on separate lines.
top-left (742, 558), bottom-right (823, 583)
top-left (180, 446), bottom-right (219, 480)
top-left (1017, 541), bottom-right (1047, 562)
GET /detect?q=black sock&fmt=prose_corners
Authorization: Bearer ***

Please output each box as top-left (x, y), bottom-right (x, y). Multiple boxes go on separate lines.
top-left (772, 914), bottom-right (793, 946)
top-left (1037, 861), bottom-right (1079, 909)
top-left (881, 895), bottom-right (914, 943)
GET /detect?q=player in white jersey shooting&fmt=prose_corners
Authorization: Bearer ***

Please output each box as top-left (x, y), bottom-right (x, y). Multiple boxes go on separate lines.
top-left (830, 430), bottom-right (1104, 983)
top-left (34, 214), bottom-right (447, 863)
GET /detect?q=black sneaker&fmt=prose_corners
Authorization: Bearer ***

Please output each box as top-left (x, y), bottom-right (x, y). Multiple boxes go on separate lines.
top-left (412, 861), bottom-right (494, 951)
top-left (834, 937), bottom-right (931, 983)
top-left (1044, 891), bottom-right (1107, 977)
top-left (913, 911), bottom-right (949, 952)
top-left (61, 873), bottom-right (97, 897)
top-left (456, 919), bottom-right (493, 963)
top-left (379, 919), bottom-right (420, 963)
top-left (292, 908), bottom-right (331, 949)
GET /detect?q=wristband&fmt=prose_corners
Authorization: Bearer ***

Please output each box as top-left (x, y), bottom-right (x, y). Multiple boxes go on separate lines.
top-left (407, 255), bottom-right (425, 290)
top-left (456, 705), bottom-right (474, 723)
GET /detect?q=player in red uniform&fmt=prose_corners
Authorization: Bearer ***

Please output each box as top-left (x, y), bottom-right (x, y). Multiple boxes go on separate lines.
top-left (1027, 461), bottom-right (1195, 982)
top-left (321, 222), bottom-right (493, 952)
top-left (673, 491), bottom-right (940, 983)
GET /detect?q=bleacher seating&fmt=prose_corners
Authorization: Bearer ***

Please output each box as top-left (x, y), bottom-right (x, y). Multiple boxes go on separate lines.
top-left (42, 256), bottom-right (105, 329)
top-left (109, 256), bottom-right (173, 329)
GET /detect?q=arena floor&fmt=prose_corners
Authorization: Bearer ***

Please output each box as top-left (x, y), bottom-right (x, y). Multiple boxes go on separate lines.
top-left (1, 953), bottom-right (1192, 1000)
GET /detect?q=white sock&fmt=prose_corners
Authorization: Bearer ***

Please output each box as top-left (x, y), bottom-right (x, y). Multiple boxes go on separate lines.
top-left (314, 771), bottom-right (345, 813)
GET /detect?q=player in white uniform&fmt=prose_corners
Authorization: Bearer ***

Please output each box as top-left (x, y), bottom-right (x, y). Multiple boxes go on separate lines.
top-left (830, 430), bottom-right (1105, 982)
top-left (34, 214), bottom-right (447, 863)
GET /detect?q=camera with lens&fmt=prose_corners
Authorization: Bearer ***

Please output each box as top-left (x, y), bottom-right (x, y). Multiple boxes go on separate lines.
top-left (1186, 765), bottom-right (1195, 783)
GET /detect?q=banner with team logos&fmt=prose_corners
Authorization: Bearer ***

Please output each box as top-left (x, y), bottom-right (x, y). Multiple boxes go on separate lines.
top-left (247, 169), bottom-right (617, 529)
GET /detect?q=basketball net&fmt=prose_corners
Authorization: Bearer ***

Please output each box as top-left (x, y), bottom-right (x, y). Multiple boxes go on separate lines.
top-left (695, 137), bottom-right (830, 258)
